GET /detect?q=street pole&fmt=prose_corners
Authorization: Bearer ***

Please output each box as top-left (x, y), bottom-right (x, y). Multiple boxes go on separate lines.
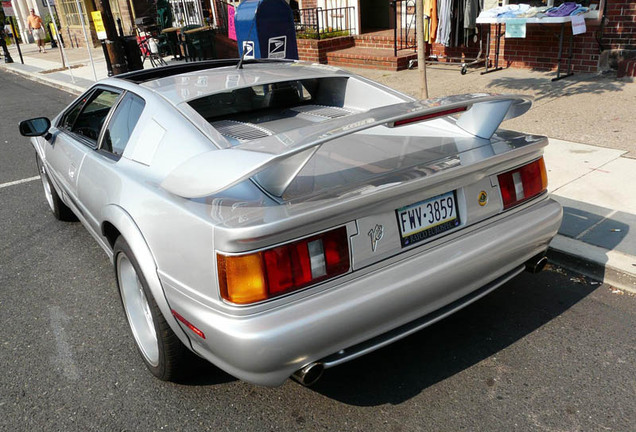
top-left (74, 0), bottom-right (97, 81)
top-left (9, 19), bottom-right (23, 64)
top-left (95, 0), bottom-right (128, 75)
top-left (416, 0), bottom-right (428, 99)
top-left (45, 1), bottom-right (74, 82)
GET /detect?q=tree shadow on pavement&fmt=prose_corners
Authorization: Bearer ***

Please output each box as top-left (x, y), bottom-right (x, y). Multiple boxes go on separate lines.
top-left (309, 267), bottom-right (598, 406)
top-left (485, 73), bottom-right (631, 102)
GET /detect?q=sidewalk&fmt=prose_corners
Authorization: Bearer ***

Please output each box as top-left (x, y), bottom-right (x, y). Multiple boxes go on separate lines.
top-left (2, 41), bottom-right (635, 292)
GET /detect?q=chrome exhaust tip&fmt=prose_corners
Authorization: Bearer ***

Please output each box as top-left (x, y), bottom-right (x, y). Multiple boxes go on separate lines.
top-left (526, 255), bottom-right (548, 274)
top-left (291, 362), bottom-right (324, 387)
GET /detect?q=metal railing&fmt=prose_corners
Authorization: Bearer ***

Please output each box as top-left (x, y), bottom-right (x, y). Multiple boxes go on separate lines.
top-left (170, 0), bottom-right (205, 26)
top-left (294, 6), bottom-right (356, 40)
top-left (391, 0), bottom-right (418, 56)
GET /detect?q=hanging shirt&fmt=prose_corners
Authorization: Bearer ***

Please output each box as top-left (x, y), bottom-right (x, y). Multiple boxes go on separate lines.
top-left (423, 0), bottom-right (438, 43)
top-left (436, 0), bottom-right (452, 47)
top-left (464, 0), bottom-right (479, 29)
top-left (483, 0), bottom-right (498, 10)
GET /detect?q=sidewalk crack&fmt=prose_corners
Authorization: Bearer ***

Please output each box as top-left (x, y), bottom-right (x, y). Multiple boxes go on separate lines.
top-left (551, 155), bottom-right (625, 194)
top-left (575, 210), bottom-right (618, 241)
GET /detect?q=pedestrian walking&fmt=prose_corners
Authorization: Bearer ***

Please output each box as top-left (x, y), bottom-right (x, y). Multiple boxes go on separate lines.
top-left (26, 9), bottom-right (46, 53)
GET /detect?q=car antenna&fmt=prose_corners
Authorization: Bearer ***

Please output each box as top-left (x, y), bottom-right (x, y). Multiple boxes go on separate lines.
top-left (236, 43), bottom-right (247, 70)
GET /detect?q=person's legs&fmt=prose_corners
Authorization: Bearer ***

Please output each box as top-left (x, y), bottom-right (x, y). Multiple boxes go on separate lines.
top-left (33, 29), bottom-right (41, 52)
top-left (35, 29), bottom-right (45, 52)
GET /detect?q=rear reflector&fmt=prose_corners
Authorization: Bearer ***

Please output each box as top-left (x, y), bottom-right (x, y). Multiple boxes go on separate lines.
top-left (498, 157), bottom-right (548, 209)
top-left (217, 227), bottom-right (350, 305)
top-left (392, 106), bottom-right (468, 127)
top-left (171, 310), bottom-right (206, 339)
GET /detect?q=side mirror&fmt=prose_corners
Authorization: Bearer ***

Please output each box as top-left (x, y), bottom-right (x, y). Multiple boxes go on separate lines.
top-left (19, 117), bottom-right (51, 137)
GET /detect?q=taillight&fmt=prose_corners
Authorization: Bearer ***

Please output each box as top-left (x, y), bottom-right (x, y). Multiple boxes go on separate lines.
top-left (392, 106), bottom-right (468, 127)
top-left (497, 157), bottom-right (548, 209)
top-left (217, 227), bottom-right (350, 305)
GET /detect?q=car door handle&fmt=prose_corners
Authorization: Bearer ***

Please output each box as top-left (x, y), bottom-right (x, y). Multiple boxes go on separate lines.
top-left (68, 164), bottom-right (76, 180)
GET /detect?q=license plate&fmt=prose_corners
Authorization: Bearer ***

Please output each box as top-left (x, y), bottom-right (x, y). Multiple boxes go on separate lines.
top-left (396, 191), bottom-right (460, 247)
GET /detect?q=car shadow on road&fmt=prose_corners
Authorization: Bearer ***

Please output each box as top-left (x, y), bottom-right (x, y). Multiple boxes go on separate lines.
top-left (175, 354), bottom-right (237, 386)
top-left (307, 266), bottom-right (598, 406)
top-left (557, 198), bottom-right (631, 251)
top-left (485, 73), bottom-right (631, 102)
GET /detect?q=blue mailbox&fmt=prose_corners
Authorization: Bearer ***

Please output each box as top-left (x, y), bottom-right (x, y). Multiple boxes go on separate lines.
top-left (235, 0), bottom-right (299, 60)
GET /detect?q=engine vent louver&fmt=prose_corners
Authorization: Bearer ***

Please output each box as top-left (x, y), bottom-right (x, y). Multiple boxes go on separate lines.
top-left (212, 120), bottom-right (273, 142)
top-left (290, 105), bottom-right (353, 119)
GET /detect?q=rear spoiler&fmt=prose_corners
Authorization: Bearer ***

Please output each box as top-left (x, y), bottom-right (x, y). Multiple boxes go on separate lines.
top-left (161, 94), bottom-right (532, 198)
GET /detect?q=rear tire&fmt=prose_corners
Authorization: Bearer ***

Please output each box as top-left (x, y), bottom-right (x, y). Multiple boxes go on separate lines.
top-left (36, 154), bottom-right (76, 221)
top-left (114, 236), bottom-right (189, 381)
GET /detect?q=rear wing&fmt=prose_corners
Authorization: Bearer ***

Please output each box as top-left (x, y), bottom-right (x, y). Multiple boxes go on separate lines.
top-left (161, 94), bottom-right (532, 198)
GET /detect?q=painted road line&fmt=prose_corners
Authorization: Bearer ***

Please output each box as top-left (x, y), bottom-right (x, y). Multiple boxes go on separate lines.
top-left (0, 176), bottom-right (40, 190)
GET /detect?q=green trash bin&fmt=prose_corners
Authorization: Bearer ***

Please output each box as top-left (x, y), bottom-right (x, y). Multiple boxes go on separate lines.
top-left (162, 28), bottom-right (181, 59)
top-left (184, 28), bottom-right (216, 61)
top-left (122, 36), bottom-right (143, 71)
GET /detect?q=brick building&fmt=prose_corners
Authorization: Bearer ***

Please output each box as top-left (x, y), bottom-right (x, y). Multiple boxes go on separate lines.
top-left (293, 0), bottom-right (635, 75)
top-left (430, 0), bottom-right (635, 75)
top-left (55, 0), bottom-right (155, 47)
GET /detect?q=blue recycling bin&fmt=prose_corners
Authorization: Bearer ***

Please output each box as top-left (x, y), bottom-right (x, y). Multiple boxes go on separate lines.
top-left (235, 0), bottom-right (298, 60)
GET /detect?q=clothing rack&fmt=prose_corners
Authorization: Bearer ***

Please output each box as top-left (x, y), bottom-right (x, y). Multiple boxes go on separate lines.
top-left (410, 0), bottom-right (487, 74)
top-left (425, 26), bottom-right (485, 74)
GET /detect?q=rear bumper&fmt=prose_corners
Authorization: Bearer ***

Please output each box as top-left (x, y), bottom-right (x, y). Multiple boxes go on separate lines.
top-left (163, 198), bottom-right (562, 386)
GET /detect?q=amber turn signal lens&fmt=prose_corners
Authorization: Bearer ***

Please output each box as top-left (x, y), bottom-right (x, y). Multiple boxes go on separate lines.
top-left (217, 253), bottom-right (267, 304)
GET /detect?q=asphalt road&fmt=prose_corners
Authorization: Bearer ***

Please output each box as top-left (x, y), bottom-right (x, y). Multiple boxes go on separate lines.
top-left (1, 71), bottom-right (635, 431)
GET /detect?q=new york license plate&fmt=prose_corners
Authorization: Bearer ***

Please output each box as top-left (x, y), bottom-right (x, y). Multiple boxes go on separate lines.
top-left (396, 191), bottom-right (460, 247)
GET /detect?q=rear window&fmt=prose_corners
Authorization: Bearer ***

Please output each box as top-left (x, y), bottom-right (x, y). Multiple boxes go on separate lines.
top-left (187, 78), bottom-right (347, 121)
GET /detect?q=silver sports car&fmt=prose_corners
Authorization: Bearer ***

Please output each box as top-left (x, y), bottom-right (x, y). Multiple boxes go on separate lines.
top-left (20, 59), bottom-right (562, 386)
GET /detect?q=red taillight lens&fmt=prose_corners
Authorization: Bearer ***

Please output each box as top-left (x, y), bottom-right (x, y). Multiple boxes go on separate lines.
top-left (497, 157), bottom-right (548, 210)
top-left (217, 227), bottom-right (350, 305)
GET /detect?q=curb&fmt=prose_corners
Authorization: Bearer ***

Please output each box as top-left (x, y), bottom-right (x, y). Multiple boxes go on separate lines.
top-left (2, 64), bottom-right (86, 95)
top-left (549, 234), bottom-right (636, 294)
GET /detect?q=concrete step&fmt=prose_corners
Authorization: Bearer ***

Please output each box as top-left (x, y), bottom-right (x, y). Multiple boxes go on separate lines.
top-left (326, 47), bottom-right (417, 71)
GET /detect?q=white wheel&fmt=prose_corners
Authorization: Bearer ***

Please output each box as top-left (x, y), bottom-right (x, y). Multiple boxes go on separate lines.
top-left (117, 252), bottom-right (160, 367)
top-left (114, 237), bottom-right (189, 381)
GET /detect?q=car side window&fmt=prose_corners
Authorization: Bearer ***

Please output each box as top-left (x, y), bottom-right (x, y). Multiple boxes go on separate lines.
top-left (100, 92), bottom-right (146, 158)
top-left (59, 94), bottom-right (91, 130)
top-left (68, 89), bottom-right (121, 144)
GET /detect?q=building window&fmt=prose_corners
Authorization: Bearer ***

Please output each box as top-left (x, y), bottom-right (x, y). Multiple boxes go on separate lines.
top-left (58, 0), bottom-right (88, 26)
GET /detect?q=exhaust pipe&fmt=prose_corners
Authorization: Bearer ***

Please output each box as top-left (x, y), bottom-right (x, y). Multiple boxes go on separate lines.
top-left (291, 362), bottom-right (324, 387)
top-left (525, 255), bottom-right (548, 274)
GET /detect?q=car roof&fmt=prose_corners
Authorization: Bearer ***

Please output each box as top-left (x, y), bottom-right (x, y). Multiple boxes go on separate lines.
top-left (115, 59), bottom-right (352, 106)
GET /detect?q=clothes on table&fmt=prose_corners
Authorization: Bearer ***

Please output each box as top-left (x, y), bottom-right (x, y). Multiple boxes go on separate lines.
top-left (477, 2), bottom-right (589, 20)
top-left (545, 2), bottom-right (580, 17)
